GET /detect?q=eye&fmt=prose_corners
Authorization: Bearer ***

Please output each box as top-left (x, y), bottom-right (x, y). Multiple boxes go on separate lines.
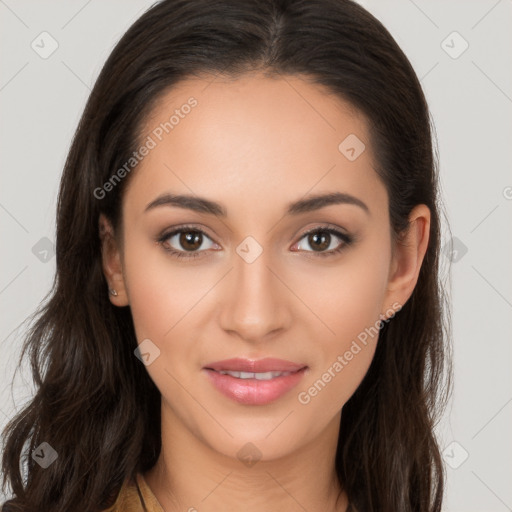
top-left (157, 226), bottom-right (219, 259)
top-left (293, 227), bottom-right (353, 257)
top-left (157, 224), bottom-right (354, 260)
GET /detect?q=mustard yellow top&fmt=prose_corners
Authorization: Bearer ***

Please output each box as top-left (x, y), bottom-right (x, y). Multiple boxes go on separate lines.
top-left (102, 473), bottom-right (164, 512)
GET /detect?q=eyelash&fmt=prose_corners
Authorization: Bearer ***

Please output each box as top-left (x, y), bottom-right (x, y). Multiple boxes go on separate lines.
top-left (156, 224), bottom-right (354, 260)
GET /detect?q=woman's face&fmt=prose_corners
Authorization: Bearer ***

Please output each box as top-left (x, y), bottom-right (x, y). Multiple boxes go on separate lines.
top-left (101, 72), bottom-right (423, 461)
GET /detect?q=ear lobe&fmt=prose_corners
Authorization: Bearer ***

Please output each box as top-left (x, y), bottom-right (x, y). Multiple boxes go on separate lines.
top-left (382, 204), bottom-right (431, 315)
top-left (99, 214), bottom-right (129, 306)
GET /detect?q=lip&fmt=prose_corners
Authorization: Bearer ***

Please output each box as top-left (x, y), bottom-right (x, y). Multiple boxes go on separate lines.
top-left (203, 358), bottom-right (308, 405)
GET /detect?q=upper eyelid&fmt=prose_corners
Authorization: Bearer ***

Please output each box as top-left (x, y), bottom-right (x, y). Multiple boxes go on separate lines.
top-left (299, 225), bottom-right (349, 238)
top-left (160, 225), bottom-right (216, 243)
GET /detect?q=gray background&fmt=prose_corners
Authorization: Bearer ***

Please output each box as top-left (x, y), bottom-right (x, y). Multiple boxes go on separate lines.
top-left (1, 1), bottom-right (511, 510)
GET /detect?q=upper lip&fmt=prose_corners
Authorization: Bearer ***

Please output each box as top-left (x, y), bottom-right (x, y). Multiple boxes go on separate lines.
top-left (204, 358), bottom-right (307, 373)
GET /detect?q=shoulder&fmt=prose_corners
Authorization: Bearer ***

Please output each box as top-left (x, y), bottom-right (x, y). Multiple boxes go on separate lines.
top-left (101, 473), bottom-right (164, 512)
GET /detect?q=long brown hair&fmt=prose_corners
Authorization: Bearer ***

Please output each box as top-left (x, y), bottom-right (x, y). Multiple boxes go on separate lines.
top-left (1, 1), bottom-right (451, 510)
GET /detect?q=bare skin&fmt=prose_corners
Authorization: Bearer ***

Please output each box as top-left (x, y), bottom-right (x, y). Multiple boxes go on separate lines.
top-left (100, 71), bottom-right (430, 511)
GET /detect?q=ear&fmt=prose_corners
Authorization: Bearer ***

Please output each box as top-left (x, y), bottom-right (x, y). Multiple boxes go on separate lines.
top-left (381, 204), bottom-right (430, 318)
top-left (99, 213), bottom-right (129, 306)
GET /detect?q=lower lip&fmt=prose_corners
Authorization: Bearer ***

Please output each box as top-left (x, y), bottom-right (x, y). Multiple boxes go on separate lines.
top-left (203, 368), bottom-right (308, 405)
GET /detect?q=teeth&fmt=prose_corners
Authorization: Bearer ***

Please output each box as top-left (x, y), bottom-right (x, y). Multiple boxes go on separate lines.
top-left (217, 370), bottom-right (292, 380)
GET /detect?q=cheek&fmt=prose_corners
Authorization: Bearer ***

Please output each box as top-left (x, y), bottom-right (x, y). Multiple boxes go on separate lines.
top-left (297, 231), bottom-right (390, 346)
top-left (123, 242), bottom-right (204, 406)
top-left (122, 237), bottom-right (218, 404)
top-left (123, 238), bottom-right (210, 341)
top-left (327, 255), bottom-right (389, 341)
top-left (296, 235), bottom-right (391, 414)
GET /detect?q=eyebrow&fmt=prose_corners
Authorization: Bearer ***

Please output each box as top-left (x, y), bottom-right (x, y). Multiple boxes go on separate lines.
top-left (144, 191), bottom-right (369, 216)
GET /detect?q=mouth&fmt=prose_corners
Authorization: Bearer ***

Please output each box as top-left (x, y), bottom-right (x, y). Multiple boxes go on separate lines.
top-left (202, 358), bottom-right (308, 405)
top-left (212, 369), bottom-right (298, 380)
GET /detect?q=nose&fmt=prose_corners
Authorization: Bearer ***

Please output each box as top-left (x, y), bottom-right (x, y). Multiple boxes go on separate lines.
top-left (218, 245), bottom-right (292, 343)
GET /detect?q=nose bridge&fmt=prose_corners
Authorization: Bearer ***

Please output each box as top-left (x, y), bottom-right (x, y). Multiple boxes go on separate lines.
top-left (219, 238), bottom-right (289, 341)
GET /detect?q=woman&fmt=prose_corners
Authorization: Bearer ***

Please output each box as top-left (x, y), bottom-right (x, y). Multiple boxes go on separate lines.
top-left (1, 0), bottom-right (451, 510)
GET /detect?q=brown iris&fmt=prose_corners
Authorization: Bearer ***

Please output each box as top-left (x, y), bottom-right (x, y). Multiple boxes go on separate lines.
top-left (308, 231), bottom-right (330, 252)
top-left (179, 231), bottom-right (203, 251)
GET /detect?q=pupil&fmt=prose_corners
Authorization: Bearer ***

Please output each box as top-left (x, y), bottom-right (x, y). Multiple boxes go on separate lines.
top-left (309, 231), bottom-right (329, 251)
top-left (180, 231), bottom-right (201, 251)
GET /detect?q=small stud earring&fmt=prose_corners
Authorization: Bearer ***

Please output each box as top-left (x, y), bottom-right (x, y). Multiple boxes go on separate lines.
top-left (109, 288), bottom-right (118, 296)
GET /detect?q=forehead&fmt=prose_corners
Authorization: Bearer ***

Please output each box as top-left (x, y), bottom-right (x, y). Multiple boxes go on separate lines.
top-left (124, 71), bottom-right (386, 221)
